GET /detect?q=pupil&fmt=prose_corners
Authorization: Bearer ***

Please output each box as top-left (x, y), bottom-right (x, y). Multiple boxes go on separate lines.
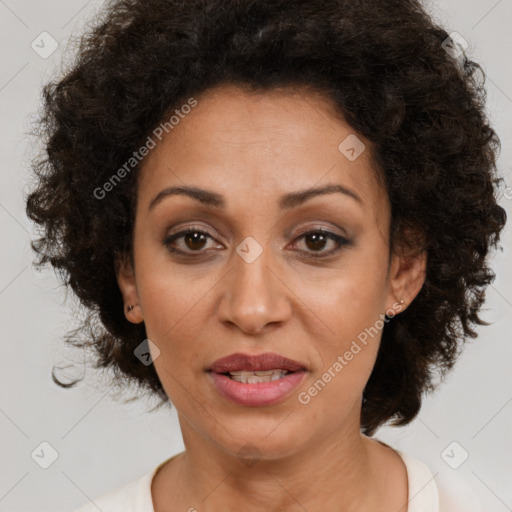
top-left (185, 232), bottom-right (207, 250)
top-left (306, 233), bottom-right (327, 251)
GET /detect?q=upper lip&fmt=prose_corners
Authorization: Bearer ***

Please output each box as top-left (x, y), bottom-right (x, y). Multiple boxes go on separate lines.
top-left (208, 352), bottom-right (307, 373)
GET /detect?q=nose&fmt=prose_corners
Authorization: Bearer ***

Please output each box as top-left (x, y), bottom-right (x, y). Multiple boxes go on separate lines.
top-left (216, 241), bottom-right (292, 335)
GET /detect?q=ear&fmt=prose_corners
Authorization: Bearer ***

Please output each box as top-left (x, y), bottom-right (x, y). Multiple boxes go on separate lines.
top-left (385, 239), bottom-right (427, 314)
top-left (115, 252), bottom-right (144, 324)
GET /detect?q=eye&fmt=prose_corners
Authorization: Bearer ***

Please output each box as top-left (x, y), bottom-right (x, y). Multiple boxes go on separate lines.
top-left (289, 229), bottom-right (350, 258)
top-left (163, 227), bottom-right (222, 255)
top-left (162, 227), bottom-right (350, 258)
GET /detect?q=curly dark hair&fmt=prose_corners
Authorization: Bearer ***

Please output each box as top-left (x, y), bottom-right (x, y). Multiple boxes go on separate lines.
top-left (25, 0), bottom-right (506, 435)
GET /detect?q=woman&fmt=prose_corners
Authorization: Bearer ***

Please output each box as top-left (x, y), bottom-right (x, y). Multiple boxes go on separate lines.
top-left (25, 0), bottom-right (506, 510)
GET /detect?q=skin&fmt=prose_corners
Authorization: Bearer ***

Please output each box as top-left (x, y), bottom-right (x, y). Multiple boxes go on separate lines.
top-left (117, 84), bottom-right (427, 511)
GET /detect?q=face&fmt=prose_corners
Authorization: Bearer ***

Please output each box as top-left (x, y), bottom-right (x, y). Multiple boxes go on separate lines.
top-left (117, 84), bottom-right (425, 460)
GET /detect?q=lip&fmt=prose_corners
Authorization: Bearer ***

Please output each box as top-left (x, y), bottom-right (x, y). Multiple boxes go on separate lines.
top-left (207, 352), bottom-right (308, 407)
top-left (208, 352), bottom-right (307, 373)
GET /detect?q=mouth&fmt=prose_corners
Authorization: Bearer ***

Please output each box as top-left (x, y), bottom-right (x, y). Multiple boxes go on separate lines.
top-left (208, 352), bottom-right (307, 374)
top-left (207, 352), bottom-right (308, 406)
top-left (222, 369), bottom-right (292, 384)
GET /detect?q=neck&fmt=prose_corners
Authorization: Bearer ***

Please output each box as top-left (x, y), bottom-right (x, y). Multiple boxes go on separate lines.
top-left (158, 414), bottom-right (390, 512)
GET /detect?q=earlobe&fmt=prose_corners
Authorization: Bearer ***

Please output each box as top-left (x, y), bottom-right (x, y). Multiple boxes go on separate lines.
top-left (115, 253), bottom-right (144, 323)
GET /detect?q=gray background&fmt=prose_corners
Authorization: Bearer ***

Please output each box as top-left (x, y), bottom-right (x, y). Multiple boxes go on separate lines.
top-left (0, 0), bottom-right (511, 510)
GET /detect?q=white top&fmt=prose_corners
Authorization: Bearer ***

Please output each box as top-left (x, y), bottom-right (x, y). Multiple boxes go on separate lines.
top-left (71, 451), bottom-right (466, 512)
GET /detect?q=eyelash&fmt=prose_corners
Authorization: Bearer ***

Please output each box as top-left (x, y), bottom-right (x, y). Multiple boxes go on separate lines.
top-left (162, 226), bottom-right (350, 259)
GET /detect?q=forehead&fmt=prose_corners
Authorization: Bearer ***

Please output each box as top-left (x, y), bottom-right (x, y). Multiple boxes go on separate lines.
top-left (137, 84), bottom-right (387, 216)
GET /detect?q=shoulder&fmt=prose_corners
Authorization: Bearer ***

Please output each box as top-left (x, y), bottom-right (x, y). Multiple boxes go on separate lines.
top-left (71, 454), bottom-right (179, 512)
top-left (70, 466), bottom-right (157, 512)
top-left (396, 450), bottom-right (486, 512)
top-left (397, 451), bottom-right (440, 512)
top-left (434, 466), bottom-right (487, 512)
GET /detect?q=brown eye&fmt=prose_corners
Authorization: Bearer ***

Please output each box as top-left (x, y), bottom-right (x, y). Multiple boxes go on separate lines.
top-left (163, 228), bottom-right (220, 255)
top-left (183, 231), bottom-right (208, 251)
top-left (163, 227), bottom-right (350, 259)
top-left (291, 229), bottom-right (350, 258)
top-left (304, 232), bottom-right (329, 251)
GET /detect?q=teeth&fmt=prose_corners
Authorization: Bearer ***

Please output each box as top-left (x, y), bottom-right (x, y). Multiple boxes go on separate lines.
top-left (229, 370), bottom-right (276, 376)
top-left (228, 369), bottom-right (289, 383)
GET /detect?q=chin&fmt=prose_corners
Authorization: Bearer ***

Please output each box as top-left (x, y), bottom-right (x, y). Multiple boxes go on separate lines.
top-left (209, 417), bottom-right (312, 462)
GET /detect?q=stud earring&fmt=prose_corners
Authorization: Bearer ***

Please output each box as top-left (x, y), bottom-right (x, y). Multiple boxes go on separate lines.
top-left (127, 304), bottom-right (136, 312)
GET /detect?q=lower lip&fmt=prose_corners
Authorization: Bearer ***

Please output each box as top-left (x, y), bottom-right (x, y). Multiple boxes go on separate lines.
top-left (208, 371), bottom-right (307, 406)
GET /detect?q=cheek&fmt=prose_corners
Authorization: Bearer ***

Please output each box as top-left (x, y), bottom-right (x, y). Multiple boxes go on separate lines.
top-left (298, 285), bottom-right (383, 417)
top-left (306, 257), bottom-right (388, 343)
top-left (135, 264), bottom-right (212, 366)
top-left (300, 257), bottom-right (387, 395)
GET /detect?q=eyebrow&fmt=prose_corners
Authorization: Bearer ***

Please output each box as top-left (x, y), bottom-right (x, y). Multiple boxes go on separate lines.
top-left (148, 183), bottom-right (363, 212)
